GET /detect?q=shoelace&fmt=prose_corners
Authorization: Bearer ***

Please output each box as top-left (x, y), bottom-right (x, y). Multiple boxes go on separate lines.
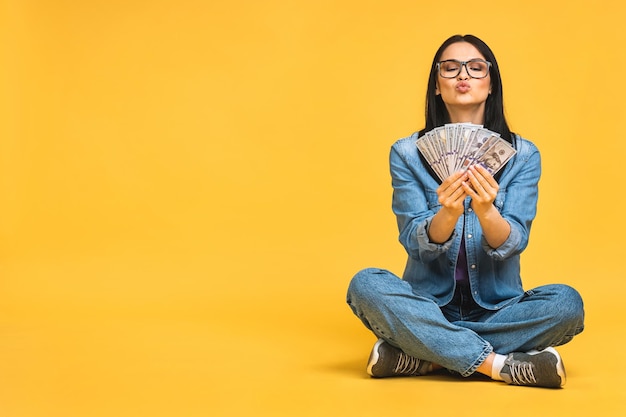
top-left (507, 361), bottom-right (537, 385)
top-left (393, 351), bottom-right (422, 375)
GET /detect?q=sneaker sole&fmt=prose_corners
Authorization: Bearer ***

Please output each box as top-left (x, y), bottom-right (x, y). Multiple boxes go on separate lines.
top-left (366, 339), bottom-right (385, 376)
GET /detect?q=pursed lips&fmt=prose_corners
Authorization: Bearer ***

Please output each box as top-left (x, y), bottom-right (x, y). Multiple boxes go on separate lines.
top-left (455, 82), bottom-right (471, 93)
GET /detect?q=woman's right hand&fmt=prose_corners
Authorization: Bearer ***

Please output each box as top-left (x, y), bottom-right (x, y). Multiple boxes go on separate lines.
top-left (427, 171), bottom-right (468, 243)
top-left (437, 171), bottom-right (469, 218)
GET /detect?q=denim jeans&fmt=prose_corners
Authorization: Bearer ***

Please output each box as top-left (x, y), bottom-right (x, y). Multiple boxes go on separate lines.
top-left (347, 268), bottom-right (585, 377)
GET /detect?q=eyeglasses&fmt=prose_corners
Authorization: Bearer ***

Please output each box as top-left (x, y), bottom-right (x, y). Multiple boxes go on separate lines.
top-left (436, 59), bottom-right (491, 79)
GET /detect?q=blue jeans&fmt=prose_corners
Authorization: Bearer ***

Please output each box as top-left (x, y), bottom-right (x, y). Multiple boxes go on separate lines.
top-left (346, 268), bottom-right (585, 377)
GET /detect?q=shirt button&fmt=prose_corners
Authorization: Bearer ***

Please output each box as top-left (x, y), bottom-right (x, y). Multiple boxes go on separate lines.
top-left (467, 234), bottom-right (472, 239)
top-left (468, 208), bottom-right (473, 212)
top-left (471, 264), bottom-right (476, 269)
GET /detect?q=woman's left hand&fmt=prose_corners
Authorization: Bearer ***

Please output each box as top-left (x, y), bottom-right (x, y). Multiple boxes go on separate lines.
top-left (462, 164), bottom-right (499, 215)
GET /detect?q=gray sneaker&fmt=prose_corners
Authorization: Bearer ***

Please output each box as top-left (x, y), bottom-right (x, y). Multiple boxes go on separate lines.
top-left (500, 347), bottom-right (566, 388)
top-left (366, 339), bottom-right (431, 378)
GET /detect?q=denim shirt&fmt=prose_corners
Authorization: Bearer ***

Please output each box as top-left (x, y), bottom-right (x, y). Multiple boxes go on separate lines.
top-left (390, 132), bottom-right (541, 310)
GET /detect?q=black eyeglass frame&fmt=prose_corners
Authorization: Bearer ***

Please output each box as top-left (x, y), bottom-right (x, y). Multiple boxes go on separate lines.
top-left (436, 59), bottom-right (492, 79)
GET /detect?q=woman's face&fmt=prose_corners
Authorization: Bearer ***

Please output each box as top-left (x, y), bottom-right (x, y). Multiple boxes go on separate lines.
top-left (436, 42), bottom-right (491, 118)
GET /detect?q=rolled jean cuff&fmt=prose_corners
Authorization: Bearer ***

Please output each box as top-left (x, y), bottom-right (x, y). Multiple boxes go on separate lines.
top-left (461, 343), bottom-right (493, 377)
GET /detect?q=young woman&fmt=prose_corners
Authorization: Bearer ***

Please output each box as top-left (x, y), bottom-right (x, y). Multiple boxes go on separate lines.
top-left (346, 34), bottom-right (584, 388)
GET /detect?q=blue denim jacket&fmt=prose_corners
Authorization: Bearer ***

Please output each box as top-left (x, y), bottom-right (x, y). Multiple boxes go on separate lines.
top-left (390, 132), bottom-right (541, 310)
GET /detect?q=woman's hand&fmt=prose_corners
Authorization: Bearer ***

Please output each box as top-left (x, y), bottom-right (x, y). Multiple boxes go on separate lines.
top-left (437, 170), bottom-right (469, 217)
top-left (462, 164), bottom-right (510, 248)
top-left (463, 164), bottom-right (498, 215)
top-left (428, 171), bottom-right (468, 243)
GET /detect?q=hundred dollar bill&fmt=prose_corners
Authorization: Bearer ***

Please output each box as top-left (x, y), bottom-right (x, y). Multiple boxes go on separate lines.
top-left (416, 123), bottom-right (516, 182)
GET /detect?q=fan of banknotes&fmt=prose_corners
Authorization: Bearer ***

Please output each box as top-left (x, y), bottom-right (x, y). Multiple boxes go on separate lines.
top-left (416, 123), bottom-right (516, 182)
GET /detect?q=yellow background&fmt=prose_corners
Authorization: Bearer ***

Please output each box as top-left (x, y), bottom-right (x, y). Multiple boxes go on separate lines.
top-left (1, 1), bottom-right (624, 416)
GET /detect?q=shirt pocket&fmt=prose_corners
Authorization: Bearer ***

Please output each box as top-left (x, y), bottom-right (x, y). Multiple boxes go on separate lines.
top-left (494, 189), bottom-right (507, 212)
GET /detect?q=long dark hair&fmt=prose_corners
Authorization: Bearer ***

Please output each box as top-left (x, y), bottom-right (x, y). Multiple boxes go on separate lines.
top-left (422, 34), bottom-right (513, 143)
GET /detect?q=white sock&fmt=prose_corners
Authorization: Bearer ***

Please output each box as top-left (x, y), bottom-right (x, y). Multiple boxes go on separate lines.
top-left (490, 354), bottom-right (507, 381)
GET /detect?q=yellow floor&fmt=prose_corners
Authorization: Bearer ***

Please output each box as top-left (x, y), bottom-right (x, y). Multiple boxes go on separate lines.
top-left (0, 253), bottom-right (623, 417)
